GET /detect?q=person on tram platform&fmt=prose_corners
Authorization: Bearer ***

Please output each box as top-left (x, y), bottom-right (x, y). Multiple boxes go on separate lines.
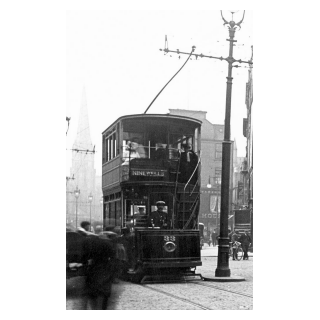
top-left (153, 142), bottom-right (167, 161)
top-left (147, 201), bottom-right (168, 229)
top-left (179, 142), bottom-right (199, 184)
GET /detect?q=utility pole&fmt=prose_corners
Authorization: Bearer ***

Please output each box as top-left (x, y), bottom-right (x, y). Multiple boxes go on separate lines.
top-left (160, 11), bottom-right (252, 279)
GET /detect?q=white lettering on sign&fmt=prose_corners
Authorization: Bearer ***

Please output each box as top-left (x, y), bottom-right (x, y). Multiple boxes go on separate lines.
top-left (131, 170), bottom-right (165, 177)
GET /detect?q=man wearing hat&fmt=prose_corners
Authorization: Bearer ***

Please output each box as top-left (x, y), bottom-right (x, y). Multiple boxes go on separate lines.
top-left (179, 141), bottom-right (198, 184)
top-left (147, 201), bottom-right (168, 229)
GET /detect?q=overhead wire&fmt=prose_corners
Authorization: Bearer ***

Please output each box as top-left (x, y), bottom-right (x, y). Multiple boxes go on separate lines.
top-left (144, 46), bottom-right (196, 114)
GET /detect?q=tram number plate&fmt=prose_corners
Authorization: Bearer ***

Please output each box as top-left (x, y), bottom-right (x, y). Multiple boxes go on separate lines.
top-left (164, 236), bottom-right (175, 242)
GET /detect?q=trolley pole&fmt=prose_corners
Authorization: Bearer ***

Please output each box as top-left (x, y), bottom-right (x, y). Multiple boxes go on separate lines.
top-left (159, 11), bottom-right (252, 278)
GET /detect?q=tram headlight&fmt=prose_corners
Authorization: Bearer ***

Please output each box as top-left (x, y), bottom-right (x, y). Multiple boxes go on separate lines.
top-left (163, 241), bottom-right (176, 253)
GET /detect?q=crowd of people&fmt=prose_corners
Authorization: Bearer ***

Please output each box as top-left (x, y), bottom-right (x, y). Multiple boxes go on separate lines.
top-left (66, 221), bottom-right (117, 310)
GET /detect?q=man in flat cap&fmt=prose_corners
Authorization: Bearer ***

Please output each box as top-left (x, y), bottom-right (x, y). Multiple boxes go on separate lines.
top-left (148, 201), bottom-right (168, 229)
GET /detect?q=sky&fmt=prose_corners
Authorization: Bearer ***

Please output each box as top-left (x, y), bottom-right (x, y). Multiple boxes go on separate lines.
top-left (66, 10), bottom-right (253, 176)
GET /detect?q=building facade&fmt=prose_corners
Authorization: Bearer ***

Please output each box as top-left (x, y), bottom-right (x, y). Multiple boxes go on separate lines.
top-left (243, 57), bottom-right (253, 241)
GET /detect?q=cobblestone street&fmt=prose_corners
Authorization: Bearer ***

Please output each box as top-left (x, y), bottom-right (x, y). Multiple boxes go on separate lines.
top-left (66, 245), bottom-right (253, 310)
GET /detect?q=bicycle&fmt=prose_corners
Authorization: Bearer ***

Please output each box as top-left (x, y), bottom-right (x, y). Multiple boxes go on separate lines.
top-left (229, 241), bottom-right (243, 261)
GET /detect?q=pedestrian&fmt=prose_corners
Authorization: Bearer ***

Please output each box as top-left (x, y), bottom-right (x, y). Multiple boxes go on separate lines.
top-left (77, 221), bottom-right (95, 236)
top-left (147, 201), bottom-right (168, 229)
top-left (211, 229), bottom-right (217, 246)
top-left (82, 236), bottom-right (117, 309)
top-left (228, 229), bottom-right (238, 260)
top-left (239, 231), bottom-right (252, 260)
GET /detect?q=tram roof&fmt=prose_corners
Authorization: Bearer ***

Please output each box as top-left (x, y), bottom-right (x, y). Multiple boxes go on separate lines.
top-left (102, 113), bottom-right (202, 134)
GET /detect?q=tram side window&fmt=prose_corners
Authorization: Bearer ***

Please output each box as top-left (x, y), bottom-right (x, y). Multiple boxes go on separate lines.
top-left (104, 200), bottom-right (122, 232)
top-left (115, 200), bottom-right (121, 226)
top-left (103, 129), bottom-right (118, 163)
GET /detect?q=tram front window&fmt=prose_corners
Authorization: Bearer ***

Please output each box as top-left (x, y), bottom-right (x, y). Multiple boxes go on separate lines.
top-left (125, 201), bottom-right (148, 229)
top-left (122, 132), bottom-right (148, 165)
top-left (148, 201), bottom-right (169, 229)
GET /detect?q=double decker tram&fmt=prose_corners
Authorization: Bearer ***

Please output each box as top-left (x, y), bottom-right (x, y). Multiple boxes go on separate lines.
top-left (102, 114), bottom-right (202, 282)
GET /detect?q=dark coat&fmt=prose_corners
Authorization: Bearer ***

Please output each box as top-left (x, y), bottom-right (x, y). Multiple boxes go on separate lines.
top-left (179, 151), bottom-right (198, 184)
top-left (239, 233), bottom-right (251, 245)
top-left (82, 236), bottom-right (116, 298)
top-left (147, 210), bottom-right (168, 228)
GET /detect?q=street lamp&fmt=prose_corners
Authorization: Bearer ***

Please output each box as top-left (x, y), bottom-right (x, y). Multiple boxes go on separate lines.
top-left (215, 10), bottom-right (246, 278)
top-left (88, 193), bottom-right (93, 228)
top-left (74, 186), bottom-right (80, 229)
top-left (207, 176), bottom-right (212, 189)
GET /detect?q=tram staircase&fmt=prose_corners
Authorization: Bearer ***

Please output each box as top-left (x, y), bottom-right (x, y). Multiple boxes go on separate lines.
top-left (174, 186), bottom-right (200, 229)
top-left (172, 156), bottom-right (201, 229)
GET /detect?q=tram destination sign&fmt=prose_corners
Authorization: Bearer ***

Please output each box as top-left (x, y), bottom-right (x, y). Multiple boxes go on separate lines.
top-left (130, 169), bottom-right (166, 177)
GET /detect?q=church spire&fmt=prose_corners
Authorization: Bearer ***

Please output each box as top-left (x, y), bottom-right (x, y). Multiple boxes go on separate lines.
top-left (73, 86), bottom-right (93, 150)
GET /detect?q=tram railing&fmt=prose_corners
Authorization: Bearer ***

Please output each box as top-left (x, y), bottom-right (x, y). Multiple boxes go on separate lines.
top-left (180, 155), bottom-right (201, 229)
top-left (182, 193), bottom-right (200, 230)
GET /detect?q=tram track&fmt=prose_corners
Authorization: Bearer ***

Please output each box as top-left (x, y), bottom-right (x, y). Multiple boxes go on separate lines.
top-left (138, 280), bottom-right (252, 310)
top-left (192, 281), bottom-right (253, 299)
top-left (140, 284), bottom-right (211, 310)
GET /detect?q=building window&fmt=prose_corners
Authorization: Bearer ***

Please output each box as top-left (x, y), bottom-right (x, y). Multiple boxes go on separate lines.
top-left (215, 143), bottom-right (222, 159)
top-left (215, 168), bottom-right (221, 184)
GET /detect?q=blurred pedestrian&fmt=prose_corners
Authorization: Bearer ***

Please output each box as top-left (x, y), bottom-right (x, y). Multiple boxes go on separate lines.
top-left (207, 231), bottom-right (211, 246)
top-left (239, 231), bottom-right (252, 260)
top-left (82, 236), bottom-right (117, 309)
top-left (77, 221), bottom-right (96, 237)
top-left (211, 229), bottom-right (217, 246)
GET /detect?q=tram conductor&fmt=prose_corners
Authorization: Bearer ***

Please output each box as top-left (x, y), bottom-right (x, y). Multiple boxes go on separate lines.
top-left (179, 142), bottom-right (198, 184)
top-left (148, 201), bottom-right (168, 229)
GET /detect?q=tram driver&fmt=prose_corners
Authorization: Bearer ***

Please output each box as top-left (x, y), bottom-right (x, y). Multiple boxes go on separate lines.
top-left (147, 201), bottom-right (168, 229)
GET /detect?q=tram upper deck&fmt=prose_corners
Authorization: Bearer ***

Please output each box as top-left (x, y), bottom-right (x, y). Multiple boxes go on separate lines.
top-left (101, 114), bottom-right (202, 191)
